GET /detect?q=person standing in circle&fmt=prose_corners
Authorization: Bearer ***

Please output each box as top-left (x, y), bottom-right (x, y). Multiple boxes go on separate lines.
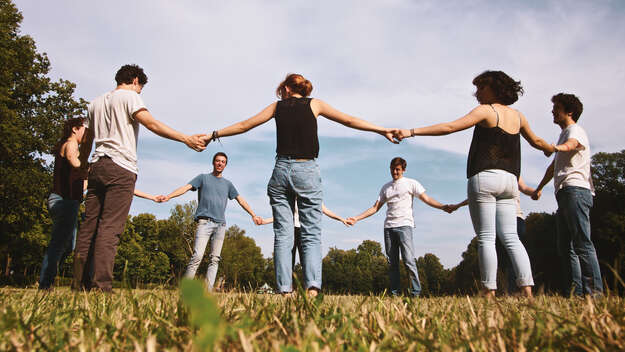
top-left (395, 71), bottom-right (555, 298)
top-left (205, 73), bottom-right (398, 296)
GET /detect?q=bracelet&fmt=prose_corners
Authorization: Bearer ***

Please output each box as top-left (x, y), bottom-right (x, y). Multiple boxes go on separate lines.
top-left (410, 128), bottom-right (415, 137)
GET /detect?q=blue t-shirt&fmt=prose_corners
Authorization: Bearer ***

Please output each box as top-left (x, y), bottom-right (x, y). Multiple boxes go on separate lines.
top-left (189, 174), bottom-right (239, 223)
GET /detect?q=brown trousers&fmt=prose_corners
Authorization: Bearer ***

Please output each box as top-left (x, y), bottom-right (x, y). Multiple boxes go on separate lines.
top-left (72, 157), bottom-right (136, 292)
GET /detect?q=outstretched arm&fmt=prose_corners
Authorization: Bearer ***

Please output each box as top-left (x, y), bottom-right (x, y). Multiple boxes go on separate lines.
top-left (134, 110), bottom-right (206, 152)
top-left (444, 199), bottom-right (469, 213)
top-left (519, 113), bottom-right (555, 155)
top-left (321, 204), bottom-right (350, 226)
top-left (235, 195), bottom-right (262, 224)
top-left (134, 189), bottom-right (162, 203)
top-left (313, 99), bottom-right (398, 143)
top-left (532, 160), bottom-right (555, 200)
top-left (418, 192), bottom-right (445, 210)
top-left (395, 105), bottom-right (490, 139)
top-left (213, 103), bottom-right (277, 139)
top-left (347, 200), bottom-right (384, 225)
top-left (553, 138), bottom-right (581, 152)
top-left (165, 184), bottom-right (193, 201)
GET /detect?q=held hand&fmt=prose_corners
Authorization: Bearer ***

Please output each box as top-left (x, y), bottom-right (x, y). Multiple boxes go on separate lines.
top-left (154, 195), bottom-right (168, 203)
top-left (543, 144), bottom-right (555, 157)
top-left (393, 129), bottom-right (411, 141)
top-left (185, 134), bottom-right (207, 152)
top-left (381, 129), bottom-right (400, 144)
top-left (260, 217), bottom-right (273, 225)
top-left (252, 215), bottom-right (263, 225)
top-left (339, 218), bottom-right (352, 226)
top-left (346, 217), bottom-right (357, 226)
top-left (531, 189), bottom-right (542, 200)
top-left (441, 204), bottom-right (453, 214)
top-left (200, 133), bottom-right (212, 146)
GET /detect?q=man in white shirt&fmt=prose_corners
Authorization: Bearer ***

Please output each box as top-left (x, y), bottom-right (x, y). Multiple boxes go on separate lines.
top-left (533, 93), bottom-right (602, 296)
top-left (73, 64), bottom-right (207, 292)
top-left (348, 157), bottom-right (447, 296)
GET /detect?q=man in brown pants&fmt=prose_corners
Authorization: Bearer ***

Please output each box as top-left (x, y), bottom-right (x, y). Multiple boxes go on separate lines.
top-left (73, 64), bottom-right (207, 292)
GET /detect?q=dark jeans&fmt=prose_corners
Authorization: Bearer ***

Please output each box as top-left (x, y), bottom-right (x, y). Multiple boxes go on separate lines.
top-left (556, 186), bottom-right (603, 296)
top-left (39, 193), bottom-right (79, 289)
top-left (384, 226), bottom-right (421, 297)
top-left (73, 157), bottom-right (136, 292)
top-left (495, 217), bottom-right (526, 292)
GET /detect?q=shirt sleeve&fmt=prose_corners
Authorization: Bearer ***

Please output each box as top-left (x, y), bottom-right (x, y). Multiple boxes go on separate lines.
top-left (567, 125), bottom-right (588, 151)
top-left (376, 185), bottom-right (387, 205)
top-left (125, 91), bottom-right (147, 120)
top-left (412, 179), bottom-right (426, 196)
top-left (188, 175), bottom-right (202, 191)
top-left (228, 182), bottom-right (239, 200)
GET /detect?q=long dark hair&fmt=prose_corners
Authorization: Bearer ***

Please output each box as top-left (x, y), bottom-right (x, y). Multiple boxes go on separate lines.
top-left (53, 117), bottom-right (85, 154)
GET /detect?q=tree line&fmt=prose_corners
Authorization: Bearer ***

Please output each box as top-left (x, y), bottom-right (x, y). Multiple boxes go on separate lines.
top-left (1, 0), bottom-right (623, 294)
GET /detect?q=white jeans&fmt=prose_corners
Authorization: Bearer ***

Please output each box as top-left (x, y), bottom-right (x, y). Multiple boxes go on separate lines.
top-left (468, 169), bottom-right (534, 290)
top-left (184, 219), bottom-right (226, 290)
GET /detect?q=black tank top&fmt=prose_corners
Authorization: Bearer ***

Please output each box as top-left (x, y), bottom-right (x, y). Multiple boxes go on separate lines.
top-left (52, 149), bottom-right (84, 201)
top-left (467, 105), bottom-right (521, 179)
top-left (274, 97), bottom-right (319, 159)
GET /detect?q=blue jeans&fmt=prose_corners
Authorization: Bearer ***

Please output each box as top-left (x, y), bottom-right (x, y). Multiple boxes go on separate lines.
top-left (267, 157), bottom-right (323, 293)
top-left (39, 193), bottom-right (79, 289)
top-left (556, 186), bottom-right (603, 296)
top-left (468, 170), bottom-right (534, 290)
top-left (184, 218), bottom-right (226, 290)
top-left (384, 226), bottom-right (421, 297)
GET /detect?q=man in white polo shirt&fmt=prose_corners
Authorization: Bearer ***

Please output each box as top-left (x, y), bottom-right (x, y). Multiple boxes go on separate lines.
top-left (533, 93), bottom-right (602, 296)
top-left (73, 64), bottom-right (206, 292)
top-left (348, 157), bottom-right (448, 297)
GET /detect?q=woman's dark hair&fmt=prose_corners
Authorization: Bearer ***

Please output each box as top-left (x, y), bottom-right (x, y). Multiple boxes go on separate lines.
top-left (53, 117), bottom-right (85, 154)
top-left (276, 73), bottom-right (313, 99)
top-left (115, 64), bottom-right (148, 86)
top-left (212, 152), bottom-right (228, 164)
top-left (472, 71), bottom-right (524, 105)
top-left (551, 93), bottom-right (583, 122)
top-left (390, 157), bottom-right (407, 170)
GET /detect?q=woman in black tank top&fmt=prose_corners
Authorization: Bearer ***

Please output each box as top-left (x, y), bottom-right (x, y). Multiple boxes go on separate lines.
top-left (395, 71), bottom-right (555, 298)
top-left (208, 73), bottom-right (398, 296)
top-left (39, 117), bottom-right (88, 290)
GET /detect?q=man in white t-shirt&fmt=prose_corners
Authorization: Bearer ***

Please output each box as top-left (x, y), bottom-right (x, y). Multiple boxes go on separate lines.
top-left (348, 157), bottom-right (448, 297)
top-left (533, 93), bottom-right (602, 296)
top-left (72, 64), bottom-right (207, 292)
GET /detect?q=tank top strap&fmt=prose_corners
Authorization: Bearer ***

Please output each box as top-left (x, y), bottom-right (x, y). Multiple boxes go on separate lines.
top-left (489, 104), bottom-right (499, 127)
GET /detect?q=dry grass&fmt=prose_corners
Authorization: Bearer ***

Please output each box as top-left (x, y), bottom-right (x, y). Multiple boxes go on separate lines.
top-left (1, 284), bottom-right (624, 351)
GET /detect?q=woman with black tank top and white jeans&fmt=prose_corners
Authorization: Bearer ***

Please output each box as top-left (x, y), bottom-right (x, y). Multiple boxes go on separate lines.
top-left (207, 74), bottom-right (398, 296)
top-left (395, 71), bottom-right (555, 298)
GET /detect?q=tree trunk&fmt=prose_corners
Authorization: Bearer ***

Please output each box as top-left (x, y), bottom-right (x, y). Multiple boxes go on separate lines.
top-left (4, 254), bottom-right (10, 276)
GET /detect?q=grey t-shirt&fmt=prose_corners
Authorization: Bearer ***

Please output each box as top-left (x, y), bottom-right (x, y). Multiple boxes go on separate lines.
top-left (189, 174), bottom-right (239, 223)
top-left (85, 89), bottom-right (146, 174)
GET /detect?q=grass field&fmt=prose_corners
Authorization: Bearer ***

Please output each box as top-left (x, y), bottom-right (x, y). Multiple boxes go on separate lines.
top-left (1, 282), bottom-right (624, 351)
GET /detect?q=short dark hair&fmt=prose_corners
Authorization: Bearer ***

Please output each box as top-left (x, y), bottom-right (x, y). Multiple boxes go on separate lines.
top-left (390, 157), bottom-right (406, 170)
top-left (472, 70), bottom-right (523, 105)
top-left (551, 93), bottom-right (583, 122)
top-left (115, 64), bottom-right (148, 86)
top-left (212, 152), bottom-right (228, 164)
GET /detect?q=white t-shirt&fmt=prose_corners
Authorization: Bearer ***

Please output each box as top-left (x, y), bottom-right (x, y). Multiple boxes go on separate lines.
top-left (553, 124), bottom-right (595, 195)
top-left (85, 89), bottom-right (146, 174)
top-left (377, 177), bottom-right (425, 228)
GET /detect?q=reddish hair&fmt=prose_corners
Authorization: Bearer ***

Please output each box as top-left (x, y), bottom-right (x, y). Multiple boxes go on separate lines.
top-left (276, 73), bottom-right (313, 99)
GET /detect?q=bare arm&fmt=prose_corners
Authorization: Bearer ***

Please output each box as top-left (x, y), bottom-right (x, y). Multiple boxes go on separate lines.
top-left (133, 109), bottom-right (206, 152)
top-left (396, 105), bottom-right (490, 139)
top-left (64, 140), bottom-right (82, 168)
top-left (134, 189), bottom-right (158, 202)
top-left (418, 192), bottom-right (445, 210)
top-left (215, 103), bottom-right (276, 138)
top-left (78, 127), bottom-right (93, 167)
top-left (553, 138), bottom-right (581, 152)
top-left (313, 99), bottom-right (397, 143)
top-left (321, 204), bottom-right (349, 226)
top-left (519, 113), bottom-right (555, 154)
top-left (235, 195), bottom-right (263, 224)
top-left (517, 176), bottom-right (535, 196)
top-left (348, 200), bottom-right (384, 224)
top-left (532, 160), bottom-right (555, 200)
top-left (166, 184), bottom-right (193, 201)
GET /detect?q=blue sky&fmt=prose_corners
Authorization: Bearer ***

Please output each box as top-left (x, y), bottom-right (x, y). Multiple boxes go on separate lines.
top-left (15, 0), bottom-right (624, 267)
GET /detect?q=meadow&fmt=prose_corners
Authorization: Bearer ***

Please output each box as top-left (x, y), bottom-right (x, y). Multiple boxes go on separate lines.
top-left (1, 282), bottom-right (624, 351)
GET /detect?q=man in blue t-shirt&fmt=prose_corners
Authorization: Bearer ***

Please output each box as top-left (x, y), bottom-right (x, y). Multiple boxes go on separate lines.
top-left (164, 152), bottom-right (262, 290)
